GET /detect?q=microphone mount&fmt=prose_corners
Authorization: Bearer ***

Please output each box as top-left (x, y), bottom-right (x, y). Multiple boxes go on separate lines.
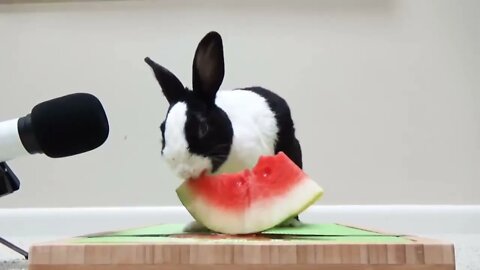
top-left (1, 162), bottom-right (20, 197)
top-left (0, 162), bottom-right (29, 259)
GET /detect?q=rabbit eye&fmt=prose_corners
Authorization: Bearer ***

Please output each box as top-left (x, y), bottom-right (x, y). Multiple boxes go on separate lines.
top-left (199, 121), bottom-right (209, 138)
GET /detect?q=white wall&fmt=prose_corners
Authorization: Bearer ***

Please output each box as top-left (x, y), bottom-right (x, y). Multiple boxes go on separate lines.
top-left (0, 0), bottom-right (478, 208)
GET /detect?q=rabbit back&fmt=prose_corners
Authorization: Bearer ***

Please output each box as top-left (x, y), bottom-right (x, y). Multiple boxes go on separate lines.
top-left (214, 86), bottom-right (302, 174)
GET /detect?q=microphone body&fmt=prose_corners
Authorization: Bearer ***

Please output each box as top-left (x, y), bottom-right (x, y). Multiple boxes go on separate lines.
top-left (0, 118), bottom-right (30, 162)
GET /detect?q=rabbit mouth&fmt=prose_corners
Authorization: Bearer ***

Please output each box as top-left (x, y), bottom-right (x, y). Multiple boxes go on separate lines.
top-left (178, 167), bottom-right (209, 180)
top-left (179, 169), bottom-right (197, 180)
top-left (190, 169), bottom-right (211, 180)
top-left (162, 147), bottom-right (213, 180)
top-left (171, 157), bottom-right (212, 180)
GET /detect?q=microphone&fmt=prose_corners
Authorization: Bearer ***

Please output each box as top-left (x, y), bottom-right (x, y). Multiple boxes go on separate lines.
top-left (0, 93), bottom-right (110, 198)
top-left (0, 93), bottom-right (109, 162)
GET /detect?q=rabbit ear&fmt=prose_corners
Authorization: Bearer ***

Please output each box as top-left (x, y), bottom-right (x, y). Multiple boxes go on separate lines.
top-left (145, 57), bottom-right (187, 104)
top-left (192, 31), bottom-right (225, 105)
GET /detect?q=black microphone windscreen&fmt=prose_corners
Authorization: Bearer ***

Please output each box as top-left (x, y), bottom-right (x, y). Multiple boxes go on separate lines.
top-left (30, 93), bottom-right (110, 158)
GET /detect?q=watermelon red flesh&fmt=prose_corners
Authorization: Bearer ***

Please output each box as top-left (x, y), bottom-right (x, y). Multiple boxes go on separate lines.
top-left (176, 152), bottom-right (323, 234)
top-left (252, 154), bottom-right (306, 198)
top-left (183, 170), bottom-right (252, 211)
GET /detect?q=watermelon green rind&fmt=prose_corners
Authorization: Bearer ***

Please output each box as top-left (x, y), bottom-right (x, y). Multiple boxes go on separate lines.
top-left (176, 185), bottom-right (205, 229)
top-left (243, 176), bottom-right (323, 233)
top-left (176, 184), bottom-right (193, 209)
top-left (279, 183), bottom-right (324, 225)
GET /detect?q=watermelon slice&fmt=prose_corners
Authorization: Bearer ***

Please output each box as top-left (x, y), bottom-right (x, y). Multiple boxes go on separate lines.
top-left (176, 152), bottom-right (323, 234)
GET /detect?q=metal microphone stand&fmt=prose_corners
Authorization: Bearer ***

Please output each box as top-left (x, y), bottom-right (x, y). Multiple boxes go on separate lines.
top-left (0, 162), bottom-right (29, 259)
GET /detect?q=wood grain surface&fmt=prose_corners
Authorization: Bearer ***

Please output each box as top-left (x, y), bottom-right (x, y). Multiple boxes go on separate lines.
top-left (28, 224), bottom-right (455, 270)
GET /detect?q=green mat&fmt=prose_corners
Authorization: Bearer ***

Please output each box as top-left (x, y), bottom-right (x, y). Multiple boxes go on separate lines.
top-left (262, 223), bottom-right (384, 236)
top-left (72, 235), bottom-right (409, 244)
top-left (99, 223), bottom-right (384, 237)
top-left (72, 223), bottom-right (411, 244)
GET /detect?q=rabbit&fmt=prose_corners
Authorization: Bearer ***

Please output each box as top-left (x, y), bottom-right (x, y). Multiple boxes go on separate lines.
top-left (145, 31), bottom-right (303, 232)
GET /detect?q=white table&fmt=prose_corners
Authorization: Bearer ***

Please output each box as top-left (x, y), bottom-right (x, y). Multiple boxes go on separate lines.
top-left (2, 205), bottom-right (480, 270)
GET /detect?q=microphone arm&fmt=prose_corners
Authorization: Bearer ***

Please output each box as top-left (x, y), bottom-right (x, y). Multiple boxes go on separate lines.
top-left (0, 237), bottom-right (28, 259)
top-left (0, 162), bottom-right (28, 259)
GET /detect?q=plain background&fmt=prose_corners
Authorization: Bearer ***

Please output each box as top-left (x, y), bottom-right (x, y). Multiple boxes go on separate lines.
top-left (0, 0), bottom-right (478, 208)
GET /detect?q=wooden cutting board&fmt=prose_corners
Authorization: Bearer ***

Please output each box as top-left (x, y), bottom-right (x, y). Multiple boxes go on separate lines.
top-left (28, 223), bottom-right (455, 270)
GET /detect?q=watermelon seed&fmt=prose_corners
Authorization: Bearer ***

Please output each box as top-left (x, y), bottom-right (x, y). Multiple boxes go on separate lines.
top-left (263, 167), bottom-right (272, 178)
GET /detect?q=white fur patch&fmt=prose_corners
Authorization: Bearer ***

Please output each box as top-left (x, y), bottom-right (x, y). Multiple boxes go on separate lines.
top-left (163, 102), bottom-right (212, 179)
top-left (214, 90), bottom-right (278, 174)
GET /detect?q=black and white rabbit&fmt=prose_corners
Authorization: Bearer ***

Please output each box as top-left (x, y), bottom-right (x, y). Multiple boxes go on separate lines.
top-left (145, 31), bottom-right (303, 231)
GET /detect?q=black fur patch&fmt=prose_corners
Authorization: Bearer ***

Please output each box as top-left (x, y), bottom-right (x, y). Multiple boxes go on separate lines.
top-left (160, 121), bottom-right (166, 152)
top-left (239, 87), bottom-right (303, 169)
